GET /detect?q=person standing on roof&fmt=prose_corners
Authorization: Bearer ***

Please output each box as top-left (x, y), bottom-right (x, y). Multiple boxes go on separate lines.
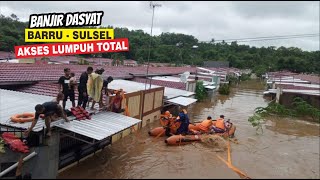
top-left (78, 67), bottom-right (93, 109)
top-left (87, 68), bottom-right (104, 110)
top-left (101, 76), bottom-right (114, 109)
top-left (24, 101), bottom-right (70, 137)
top-left (58, 68), bottom-right (76, 109)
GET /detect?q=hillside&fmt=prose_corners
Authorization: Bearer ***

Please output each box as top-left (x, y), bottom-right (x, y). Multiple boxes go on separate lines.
top-left (0, 14), bottom-right (319, 75)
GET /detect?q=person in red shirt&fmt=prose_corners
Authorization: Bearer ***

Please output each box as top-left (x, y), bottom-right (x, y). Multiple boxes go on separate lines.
top-left (108, 91), bottom-right (125, 113)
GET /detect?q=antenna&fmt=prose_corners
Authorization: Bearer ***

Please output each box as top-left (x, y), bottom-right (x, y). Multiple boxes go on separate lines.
top-left (150, 1), bottom-right (162, 8)
top-left (145, 1), bottom-right (162, 90)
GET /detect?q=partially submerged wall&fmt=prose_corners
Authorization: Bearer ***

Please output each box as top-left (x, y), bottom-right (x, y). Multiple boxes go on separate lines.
top-left (111, 87), bottom-right (164, 143)
top-left (280, 92), bottom-right (320, 109)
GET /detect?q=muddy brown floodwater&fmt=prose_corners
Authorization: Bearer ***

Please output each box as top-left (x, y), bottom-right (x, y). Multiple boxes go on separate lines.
top-left (58, 80), bottom-right (320, 179)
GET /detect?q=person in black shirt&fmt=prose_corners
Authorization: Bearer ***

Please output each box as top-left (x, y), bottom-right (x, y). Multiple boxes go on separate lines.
top-left (78, 67), bottom-right (93, 109)
top-left (101, 76), bottom-right (114, 109)
top-left (24, 102), bottom-right (70, 137)
top-left (58, 68), bottom-right (76, 109)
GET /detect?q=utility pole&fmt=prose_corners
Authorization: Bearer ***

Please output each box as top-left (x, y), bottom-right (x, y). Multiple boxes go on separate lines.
top-left (145, 1), bottom-right (161, 90)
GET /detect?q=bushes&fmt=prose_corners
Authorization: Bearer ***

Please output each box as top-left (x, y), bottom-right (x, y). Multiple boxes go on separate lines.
top-left (218, 84), bottom-right (230, 95)
top-left (292, 97), bottom-right (320, 121)
top-left (195, 81), bottom-right (207, 101)
top-left (240, 73), bottom-right (251, 81)
top-left (248, 97), bottom-right (320, 134)
top-left (226, 74), bottom-right (238, 85)
top-left (248, 114), bottom-right (264, 134)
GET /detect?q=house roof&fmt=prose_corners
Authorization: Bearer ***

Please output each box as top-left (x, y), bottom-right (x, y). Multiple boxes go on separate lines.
top-left (0, 63), bottom-right (241, 85)
top-left (133, 77), bottom-right (186, 90)
top-left (0, 89), bottom-right (141, 140)
top-left (123, 59), bottom-right (137, 64)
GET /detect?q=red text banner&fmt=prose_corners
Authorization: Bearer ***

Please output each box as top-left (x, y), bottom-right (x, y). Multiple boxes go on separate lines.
top-left (15, 38), bottom-right (129, 59)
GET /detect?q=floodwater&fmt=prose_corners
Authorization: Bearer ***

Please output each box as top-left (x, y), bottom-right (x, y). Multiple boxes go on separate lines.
top-left (58, 80), bottom-right (320, 179)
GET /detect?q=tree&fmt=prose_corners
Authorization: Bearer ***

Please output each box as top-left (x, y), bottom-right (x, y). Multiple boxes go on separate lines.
top-left (10, 14), bottom-right (19, 21)
top-left (0, 14), bottom-right (319, 74)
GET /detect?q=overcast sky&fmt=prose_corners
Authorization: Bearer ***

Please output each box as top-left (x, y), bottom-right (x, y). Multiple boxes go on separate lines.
top-left (0, 1), bottom-right (319, 51)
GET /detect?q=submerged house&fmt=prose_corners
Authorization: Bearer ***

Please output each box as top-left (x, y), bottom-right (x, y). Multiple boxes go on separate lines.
top-left (263, 72), bottom-right (320, 108)
top-left (0, 63), bottom-right (198, 178)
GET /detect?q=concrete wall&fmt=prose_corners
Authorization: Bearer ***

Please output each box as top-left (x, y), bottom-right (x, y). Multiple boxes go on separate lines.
top-left (280, 92), bottom-right (320, 109)
top-left (141, 110), bottom-right (161, 127)
top-left (186, 81), bottom-right (196, 92)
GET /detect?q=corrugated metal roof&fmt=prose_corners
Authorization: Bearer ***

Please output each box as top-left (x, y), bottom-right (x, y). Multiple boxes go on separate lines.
top-left (55, 112), bottom-right (141, 140)
top-left (263, 88), bottom-right (320, 96)
top-left (0, 89), bottom-right (70, 132)
top-left (0, 89), bottom-right (141, 139)
top-left (165, 96), bottom-right (197, 107)
top-left (151, 76), bottom-right (193, 83)
top-left (282, 89), bottom-right (320, 96)
top-left (109, 79), bottom-right (194, 99)
top-left (274, 82), bottom-right (320, 89)
top-left (204, 85), bottom-right (217, 90)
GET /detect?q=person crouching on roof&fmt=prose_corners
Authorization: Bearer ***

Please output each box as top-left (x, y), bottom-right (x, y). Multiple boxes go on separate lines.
top-left (174, 107), bottom-right (190, 135)
top-left (24, 102), bottom-right (70, 137)
top-left (108, 90), bottom-right (125, 113)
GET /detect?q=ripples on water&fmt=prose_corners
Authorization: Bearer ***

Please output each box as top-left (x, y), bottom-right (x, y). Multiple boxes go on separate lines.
top-left (59, 80), bottom-right (320, 179)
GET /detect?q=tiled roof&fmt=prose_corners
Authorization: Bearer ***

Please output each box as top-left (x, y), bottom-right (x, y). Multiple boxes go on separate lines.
top-left (268, 71), bottom-right (320, 85)
top-left (293, 74), bottom-right (320, 84)
top-left (0, 63), bottom-right (241, 84)
top-left (10, 82), bottom-right (112, 102)
top-left (276, 84), bottom-right (320, 91)
top-left (0, 51), bottom-right (15, 59)
top-left (123, 59), bottom-right (137, 64)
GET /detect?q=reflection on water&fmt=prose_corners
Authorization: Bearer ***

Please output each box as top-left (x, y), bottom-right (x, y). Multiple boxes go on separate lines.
top-left (58, 80), bottom-right (320, 179)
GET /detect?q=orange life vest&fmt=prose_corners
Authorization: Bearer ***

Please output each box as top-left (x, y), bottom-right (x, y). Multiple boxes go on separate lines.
top-left (215, 118), bottom-right (225, 130)
top-left (199, 119), bottom-right (212, 132)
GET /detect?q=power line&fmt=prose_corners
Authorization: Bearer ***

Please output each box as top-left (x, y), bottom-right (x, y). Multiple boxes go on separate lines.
top-left (222, 34), bottom-right (319, 43)
top-left (200, 33), bottom-right (320, 43)
top-left (138, 34), bottom-right (319, 48)
top-left (214, 33), bottom-right (319, 42)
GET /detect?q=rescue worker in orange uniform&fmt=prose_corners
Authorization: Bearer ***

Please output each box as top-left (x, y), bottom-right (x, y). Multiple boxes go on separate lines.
top-left (211, 115), bottom-right (226, 133)
top-left (198, 116), bottom-right (213, 132)
top-left (189, 116), bottom-right (213, 134)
